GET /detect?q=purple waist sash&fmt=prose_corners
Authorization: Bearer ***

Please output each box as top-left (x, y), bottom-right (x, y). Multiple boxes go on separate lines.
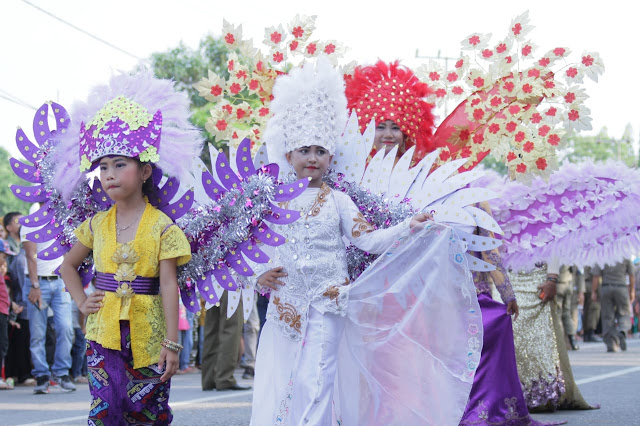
top-left (94, 272), bottom-right (160, 295)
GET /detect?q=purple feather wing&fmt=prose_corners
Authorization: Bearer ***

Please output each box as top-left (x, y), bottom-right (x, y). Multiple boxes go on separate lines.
top-left (225, 249), bottom-right (254, 277)
top-left (238, 239), bottom-right (270, 264)
top-left (264, 203), bottom-right (301, 225)
top-left (196, 271), bottom-right (220, 307)
top-left (162, 188), bottom-right (194, 221)
top-left (10, 184), bottom-right (47, 203)
top-left (10, 157), bottom-right (40, 182)
top-left (236, 138), bottom-right (257, 178)
top-left (36, 238), bottom-right (68, 260)
top-left (215, 152), bottom-right (242, 191)
top-left (155, 177), bottom-right (180, 207)
top-left (19, 202), bottom-right (52, 227)
top-left (202, 170), bottom-right (226, 201)
top-left (252, 223), bottom-right (286, 247)
top-left (15, 128), bottom-right (41, 163)
top-left (211, 263), bottom-right (239, 292)
top-left (26, 219), bottom-right (63, 243)
top-left (273, 179), bottom-right (309, 202)
top-left (32, 103), bottom-right (53, 146)
top-left (91, 178), bottom-right (113, 208)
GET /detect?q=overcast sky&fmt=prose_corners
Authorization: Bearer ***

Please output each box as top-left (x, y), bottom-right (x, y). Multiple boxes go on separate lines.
top-left (0, 0), bottom-right (634, 159)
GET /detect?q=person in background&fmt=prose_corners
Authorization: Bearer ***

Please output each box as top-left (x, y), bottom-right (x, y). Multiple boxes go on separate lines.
top-left (0, 240), bottom-right (19, 390)
top-left (582, 266), bottom-right (602, 343)
top-left (177, 298), bottom-right (196, 374)
top-left (240, 297), bottom-right (259, 380)
top-left (591, 260), bottom-right (635, 352)
top-left (556, 265), bottom-right (579, 350)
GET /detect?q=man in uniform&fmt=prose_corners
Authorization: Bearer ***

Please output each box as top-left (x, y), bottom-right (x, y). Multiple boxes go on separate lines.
top-left (555, 265), bottom-right (579, 350)
top-left (591, 260), bottom-right (636, 352)
top-left (583, 266), bottom-right (602, 342)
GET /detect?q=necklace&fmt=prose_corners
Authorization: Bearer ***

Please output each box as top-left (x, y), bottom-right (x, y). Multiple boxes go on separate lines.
top-left (116, 206), bottom-right (145, 237)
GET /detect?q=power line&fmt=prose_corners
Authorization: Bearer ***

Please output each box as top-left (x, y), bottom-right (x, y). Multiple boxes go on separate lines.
top-left (0, 92), bottom-right (37, 111)
top-left (22, 0), bottom-right (142, 60)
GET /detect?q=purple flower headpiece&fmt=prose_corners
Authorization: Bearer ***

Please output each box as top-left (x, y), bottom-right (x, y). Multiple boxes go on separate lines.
top-left (78, 96), bottom-right (163, 172)
top-left (52, 71), bottom-right (203, 200)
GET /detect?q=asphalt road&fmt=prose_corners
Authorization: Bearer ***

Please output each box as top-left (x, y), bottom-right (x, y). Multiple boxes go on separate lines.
top-left (3, 338), bottom-right (639, 425)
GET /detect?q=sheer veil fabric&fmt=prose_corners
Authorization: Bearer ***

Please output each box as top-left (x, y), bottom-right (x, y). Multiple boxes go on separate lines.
top-left (336, 223), bottom-right (483, 425)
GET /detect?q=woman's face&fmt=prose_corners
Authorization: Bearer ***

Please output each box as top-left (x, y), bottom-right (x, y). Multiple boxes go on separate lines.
top-left (374, 120), bottom-right (406, 155)
top-left (286, 145), bottom-right (333, 188)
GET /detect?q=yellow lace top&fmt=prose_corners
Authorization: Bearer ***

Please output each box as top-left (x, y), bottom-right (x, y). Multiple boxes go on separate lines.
top-left (75, 201), bottom-right (191, 368)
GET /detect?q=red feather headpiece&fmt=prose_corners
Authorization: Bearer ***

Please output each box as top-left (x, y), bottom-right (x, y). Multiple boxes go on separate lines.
top-left (345, 60), bottom-right (437, 157)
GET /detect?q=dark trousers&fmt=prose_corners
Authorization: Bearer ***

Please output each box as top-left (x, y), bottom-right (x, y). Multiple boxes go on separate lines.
top-left (0, 313), bottom-right (7, 362)
top-left (5, 318), bottom-right (32, 382)
top-left (201, 293), bottom-right (243, 390)
top-left (70, 327), bottom-right (87, 378)
top-left (583, 290), bottom-right (601, 333)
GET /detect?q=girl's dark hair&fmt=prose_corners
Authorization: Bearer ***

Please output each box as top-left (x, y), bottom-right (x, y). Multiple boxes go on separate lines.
top-left (135, 159), bottom-right (157, 199)
top-left (3, 212), bottom-right (22, 232)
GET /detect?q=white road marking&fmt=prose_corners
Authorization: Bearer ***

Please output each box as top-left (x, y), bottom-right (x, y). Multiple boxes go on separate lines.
top-left (17, 390), bottom-right (253, 425)
top-left (575, 366), bottom-right (640, 385)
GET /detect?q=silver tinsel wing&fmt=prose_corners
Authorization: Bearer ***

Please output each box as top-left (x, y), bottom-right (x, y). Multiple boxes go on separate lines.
top-left (177, 138), bottom-right (309, 315)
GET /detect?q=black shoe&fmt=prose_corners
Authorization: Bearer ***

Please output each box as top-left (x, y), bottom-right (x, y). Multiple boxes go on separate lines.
top-left (242, 367), bottom-right (255, 380)
top-left (568, 335), bottom-right (580, 350)
top-left (34, 376), bottom-right (50, 394)
top-left (619, 331), bottom-right (627, 351)
top-left (217, 383), bottom-right (252, 391)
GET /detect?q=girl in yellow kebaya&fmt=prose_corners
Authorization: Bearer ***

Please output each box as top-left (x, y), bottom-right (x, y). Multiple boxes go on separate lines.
top-left (59, 73), bottom-right (200, 425)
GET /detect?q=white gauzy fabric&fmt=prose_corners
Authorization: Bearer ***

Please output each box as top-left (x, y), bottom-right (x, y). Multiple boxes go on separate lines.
top-left (336, 223), bottom-right (483, 425)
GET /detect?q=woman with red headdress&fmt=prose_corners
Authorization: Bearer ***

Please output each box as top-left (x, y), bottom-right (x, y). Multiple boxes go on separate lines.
top-left (345, 61), bottom-right (550, 426)
top-left (344, 61), bottom-right (437, 165)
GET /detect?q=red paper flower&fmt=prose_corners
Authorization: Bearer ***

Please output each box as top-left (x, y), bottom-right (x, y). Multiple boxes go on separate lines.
top-left (236, 70), bottom-right (247, 79)
top-left (496, 43), bottom-right (507, 53)
top-left (523, 141), bottom-right (534, 152)
top-left (568, 110), bottom-right (580, 121)
top-left (452, 86), bottom-right (464, 95)
top-left (508, 105), bottom-right (521, 115)
top-left (473, 77), bottom-right (485, 88)
top-left (503, 81), bottom-right (515, 92)
top-left (553, 47), bottom-right (566, 57)
top-left (522, 83), bottom-right (533, 94)
top-left (564, 92), bottom-right (576, 103)
top-left (473, 132), bottom-right (484, 144)
top-left (507, 151), bottom-right (517, 162)
top-left (488, 123), bottom-right (500, 134)
top-left (473, 108), bottom-right (485, 120)
top-left (216, 120), bottom-right (227, 131)
top-left (324, 43), bottom-right (336, 54)
top-left (522, 45), bottom-right (532, 56)
top-left (548, 134), bottom-right (560, 145)
top-left (306, 43), bottom-right (317, 55)
top-left (248, 80), bottom-right (259, 91)
top-left (461, 146), bottom-right (472, 157)
top-left (229, 83), bottom-right (242, 95)
top-left (459, 128), bottom-right (471, 141)
top-left (256, 61), bottom-right (264, 72)
top-left (582, 55), bottom-right (594, 66)
top-left (546, 107), bottom-right (557, 117)
top-left (225, 33), bottom-right (235, 45)
top-left (531, 113), bottom-right (542, 124)
top-left (222, 105), bottom-right (233, 114)
top-left (538, 125), bottom-right (550, 136)
top-left (447, 72), bottom-right (458, 82)
top-left (538, 57), bottom-right (550, 67)
top-left (439, 149), bottom-right (451, 161)
top-left (528, 68), bottom-right (540, 78)
top-left (506, 121), bottom-right (517, 132)
top-left (490, 96), bottom-right (503, 107)
top-left (515, 131), bottom-right (525, 142)
top-left (290, 40), bottom-right (299, 51)
top-left (516, 163), bottom-right (527, 173)
top-left (544, 80), bottom-right (555, 89)
top-left (292, 26), bottom-right (304, 38)
top-left (536, 158), bottom-right (547, 170)
top-left (236, 108), bottom-right (246, 119)
top-left (512, 23), bottom-right (522, 36)
top-left (469, 35), bottom-right (481, 46)
top-left (273, 52), bottom-right (284, 63)
top-left (455, 59), bottom-right (465, 68)
top-left (482, 49), bottom-right (493, 58)
top-left (258, 107), bottom-right (270, 117)
top-left (270, 31), bottom-right (282, 44)
top-left (435, 88), bottom-right (447, 98)
top-left (210, 85), bottom-right (222, 96)
top-left (429, 71), bottom-right (440, 81)
top-left (566, 67), bottom-right (578, 78)
top-left (228, 60), bottom-right (235, 71)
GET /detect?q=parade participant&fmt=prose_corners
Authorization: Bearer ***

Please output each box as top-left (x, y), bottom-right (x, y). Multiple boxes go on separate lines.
top-left (251, 57), bottom-right (432, 425)
top-left (345, 60), bottom-right (436, 164)
top-left (52, 72), bottom-right (198, 424)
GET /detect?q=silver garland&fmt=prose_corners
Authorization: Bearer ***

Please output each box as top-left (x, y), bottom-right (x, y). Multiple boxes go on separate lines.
top-left (323, 169), bottom-right (416, 280)
top-left (176, 172), bottom-right (280, 290)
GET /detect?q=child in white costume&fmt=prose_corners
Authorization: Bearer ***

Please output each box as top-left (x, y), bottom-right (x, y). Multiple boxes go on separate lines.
top-left (250, 59), bottom-right (482, 425)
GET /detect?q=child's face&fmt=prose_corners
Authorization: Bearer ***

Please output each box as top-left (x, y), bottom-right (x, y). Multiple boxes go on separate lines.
top-left (6, 215), bottom-right (22, 236)
top-left (99, 156), bottom-right (151, 202)
top-left (286, 145), bottom-right (333, 188)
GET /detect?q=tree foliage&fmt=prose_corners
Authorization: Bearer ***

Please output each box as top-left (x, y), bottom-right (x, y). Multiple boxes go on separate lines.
top-left (560, 126), bottom-right (637, 167)
top-left (149, 35), bottom-right (231, 163)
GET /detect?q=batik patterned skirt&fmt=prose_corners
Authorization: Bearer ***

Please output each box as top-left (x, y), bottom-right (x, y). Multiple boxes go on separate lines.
top-left (87, 320), bottom-right (172, 425)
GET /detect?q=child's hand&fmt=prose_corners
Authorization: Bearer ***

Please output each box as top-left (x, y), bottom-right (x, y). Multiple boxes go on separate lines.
top-left (79, 290), bottom-right (105, 316)
top-left (410, 212), bottom-right (433, 229)
top-left (257, 267), bottom-right (287, 290)
top-left (159, 347), bottom-right (179, 382)
top-left (507, 300), bottom-right (519, 321)
top-left (11, 301), bottom-right (23, 314)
